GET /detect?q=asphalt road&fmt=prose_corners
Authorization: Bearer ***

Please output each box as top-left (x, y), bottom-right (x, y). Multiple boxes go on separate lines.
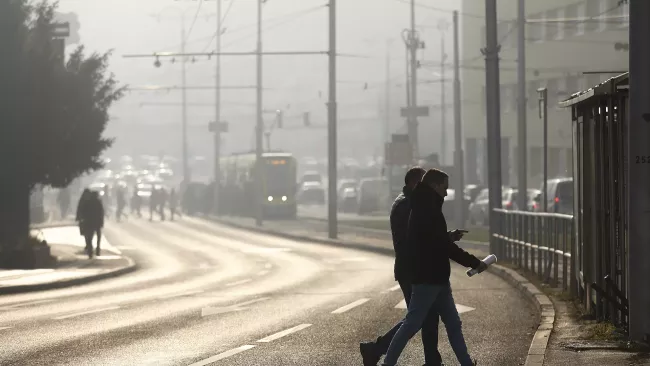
top-left (0, 216), bottom-right (536, 365)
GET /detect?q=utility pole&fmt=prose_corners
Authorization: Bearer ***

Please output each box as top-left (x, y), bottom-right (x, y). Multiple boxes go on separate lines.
top-left (439, 20), bottom-right (449, 166)
top-left (213, 0), bottom-right (222, 215)
top-left (516, 0), bottom-right (527, 212)
top-left (627, 0), bottom-right (650, 343)
top-left (181, 16), bottom-right (190, 185)
top-left (483, 0), bottom-right (503, 257)
top-left (452, 10), bottom-right (465, 229)
top-left (255, 0), bottom-right (264, 227)
top-left (409, 0), bottom-right (419, 157)
top-left (327, 0), bottom-right (338, 239)
top-left (537, 88), bottom-right (548, 213)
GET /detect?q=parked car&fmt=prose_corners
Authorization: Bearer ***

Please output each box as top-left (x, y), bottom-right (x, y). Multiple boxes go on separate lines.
top-left (464, 184), bottom-right (485, 203)
top-left (300, 171), bottom-right (323, 185)
top-left (468, 186), bottom-right (514, 226)
top-left (357, 178), bottom-right (389, 215)
top-left (533, 177), bottom-right (573, 214)
top-left (337, 179), bottom-right (358, 213)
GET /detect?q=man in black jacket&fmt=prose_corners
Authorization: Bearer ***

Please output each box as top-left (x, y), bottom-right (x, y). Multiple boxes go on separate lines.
top-left (382, 169), bottom-right (486, 366)
top-left (360, 167), bottom-right (444, 366)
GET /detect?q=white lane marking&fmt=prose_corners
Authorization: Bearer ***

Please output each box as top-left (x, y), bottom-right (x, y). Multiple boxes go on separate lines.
top-left (94, 255), bottom-right (122, 260)
top-left (331, 298), bottom-right (370, 314)
top-left (241, 247), bottom-right (291, 254)
top-left (264, 263), bottom-right (272, 269)
top-left (187, 345), bottom-right (256, 366)
top-left (382, 284), bottom-right (401, 293)
top-left (158, 289), bottom-right (204, 300)
top-left (257, 324), bottom-right (312, 343)
top-left (0, 327), bottom-right (12, 331)
top-left (0, 299), bottom-right (54, 310)
top-left (340, 257), bottom-right (368, 262)
top-left (456, 304), bottom-right (476, 314)
top-left (226, 279), bottom-right (252, 287)
top-left (256, 270), bottom-right (269, 276)
top-left (393, 301), bottom-right (475, 314)
top-left (53, 306), bottom-right (121, 320)
top-left (0, 270), bottom-right (99, 286)
top-left (201, 297), bottom-right (270, 317)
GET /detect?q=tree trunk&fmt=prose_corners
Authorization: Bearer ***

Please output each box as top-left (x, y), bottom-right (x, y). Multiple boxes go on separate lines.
top-left (0, 183), bottom-right (31, 249)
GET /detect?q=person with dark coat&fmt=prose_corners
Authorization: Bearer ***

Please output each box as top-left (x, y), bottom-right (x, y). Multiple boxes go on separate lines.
top-left (381, 169), bottom-right (486, 366)
top-left (360, 167), bottom-right (445, 366)
top-left (78, 191), bottom-right (104, 258)
top-left (149, 188), bottom-right (158, 221)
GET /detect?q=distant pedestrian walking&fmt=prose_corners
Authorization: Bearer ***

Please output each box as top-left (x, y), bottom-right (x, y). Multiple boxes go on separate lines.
top-left (169, 188), bottom-right (181, 221)
top-left (158, 187), bottom-right (167, 221)
top-left (115, 187), bottom-right (127, 222)
top-left (149, 188), bottom-right (158, 222)
top-left (77, 190), bottom-right (104, 258)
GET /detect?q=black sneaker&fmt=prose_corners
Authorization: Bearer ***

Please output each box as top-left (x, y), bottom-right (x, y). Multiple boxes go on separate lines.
top-left (359, 342), bottom-right (381, 366)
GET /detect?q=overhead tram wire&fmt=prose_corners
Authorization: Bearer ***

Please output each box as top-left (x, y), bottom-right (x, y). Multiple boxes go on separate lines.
top-left (202, 0), bottom-right (238, 52)
top-left (184, 0), bottom-right (204, 43)
top-left (203, 4), bottom-right (327, 53)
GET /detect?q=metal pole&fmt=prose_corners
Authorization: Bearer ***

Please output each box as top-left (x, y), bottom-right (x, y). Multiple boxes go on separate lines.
top-left (517, 0), bottom-right (528, 212)
top-left (627, 0), bottom-right (650, 343)
top-left (328, 0), bottom-right (338, 239)
top-left (484, 0), bottom-right (503, 256)
top-left (255, 0), bottom-right (263, 226)
top-left (441, 34), bottom-right (446, 166)
top-left (405, 45), bottom-right (411, 108)
top-left (214, 0), bottom-right (222, 215)
top-left (409, 0), bottom-right (419, 158)
top-left (453, 11), bottom-right (465, 229)
top-left (181, 16), bottom-right (190, 184)
top-left (542, 88), bottom-right (548, 212)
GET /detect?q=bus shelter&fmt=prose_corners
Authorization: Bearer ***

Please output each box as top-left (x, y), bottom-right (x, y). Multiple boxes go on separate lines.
top-left (559, 73), bottom-right (630, 332)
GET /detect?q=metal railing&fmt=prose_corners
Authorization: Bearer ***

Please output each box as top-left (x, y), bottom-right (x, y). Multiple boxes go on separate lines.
top-left (492, 209), bottom-right (576, 294)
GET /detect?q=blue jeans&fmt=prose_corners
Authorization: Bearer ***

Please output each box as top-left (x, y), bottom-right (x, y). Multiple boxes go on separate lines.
top-left (375, 280), bottom-right (442, 365)
top-left (382, 283), bottom-right (473, 366)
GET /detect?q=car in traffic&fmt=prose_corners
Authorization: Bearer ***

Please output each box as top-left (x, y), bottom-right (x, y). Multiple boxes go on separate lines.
top-left (468, 187), bottom-right (515, 226)
top-left (534, 177), bottom-right (573, 214)
top-left (300, 171), bottom-right (323, 185)
top-left (337, 179), bottom-right (359, 213)
top-left (298, 181), bottom-right (326, 205)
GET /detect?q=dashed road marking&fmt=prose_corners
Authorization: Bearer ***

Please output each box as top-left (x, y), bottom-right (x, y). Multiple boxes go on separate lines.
top-left (52, 306), bottom-right (120, 320)
top-left (257, 323), bottom-right (312, 343)
top-left (241, 247), bottom-right (291, 254)
top-left (331, 298), bottom-right (370, 314)
top-left (158, 289), bottom-right (204, 300)
top-left (394, 300), bottom-right (475, 314)
top-left (0, 299), bottom-right (54, 310)
top-left (53, 306), bottom-right (121, 320)
top-left (0, 326), bottom-right (12, 331)
top-left (382, 284), bottom-right (401, 293)
top-left (226, 279), bottom-right (252, 287)
top-left (201, 297), bottom-right (271, 317)
top-left (264, 263), bottom-right (272, 269)
top-left (187, 345), bottom-right (256, 365)
top-left (256, 270), bottom-right (269, 276)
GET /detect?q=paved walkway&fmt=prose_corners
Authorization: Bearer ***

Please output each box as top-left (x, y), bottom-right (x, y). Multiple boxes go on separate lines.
top-left (0, 227), bottom-right (134, 293)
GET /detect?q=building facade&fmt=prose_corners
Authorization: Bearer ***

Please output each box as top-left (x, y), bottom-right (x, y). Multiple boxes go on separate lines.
top-left (460, 0), bottom-right (629, 189)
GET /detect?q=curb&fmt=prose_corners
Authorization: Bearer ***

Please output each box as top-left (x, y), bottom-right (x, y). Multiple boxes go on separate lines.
top-left (488, 265), bottom-right (555, 366)
top-left (0, 256), bottom-right (138, 295)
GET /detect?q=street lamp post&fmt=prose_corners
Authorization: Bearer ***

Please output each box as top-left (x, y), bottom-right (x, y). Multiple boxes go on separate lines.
top-left (537, 87), bottom-right (548, 212)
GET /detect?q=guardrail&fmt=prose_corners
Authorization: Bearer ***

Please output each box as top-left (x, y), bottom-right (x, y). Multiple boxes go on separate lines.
top-left (492, 209), bottom-right (576, 295)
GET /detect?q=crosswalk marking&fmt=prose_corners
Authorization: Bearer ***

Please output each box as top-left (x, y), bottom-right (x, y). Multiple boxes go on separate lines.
top-left (187, 345), bottom-right (256, 365)
top-left (257, 324), bottom-right (312, 343)
top-left (382, 284), bottom-right (401, 293)
top-left (331, 298), bottom-right (370, 314)
top-left (394, 300), bottom-right (475, 314)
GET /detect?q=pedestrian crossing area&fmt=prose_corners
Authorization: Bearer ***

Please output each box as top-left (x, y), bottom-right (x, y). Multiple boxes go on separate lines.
top-left (394, 299), bottom-right (475, 314)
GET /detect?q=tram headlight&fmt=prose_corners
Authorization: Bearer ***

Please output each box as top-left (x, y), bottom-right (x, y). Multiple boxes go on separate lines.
top-left (267, 196), bottom-right (273, 202)
top-left (281, 196), bottom-right (287, 202)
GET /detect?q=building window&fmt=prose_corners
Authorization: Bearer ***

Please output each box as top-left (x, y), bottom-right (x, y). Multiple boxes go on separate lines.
top-left (586, 0), bottom-right (600, 33)
top-left (555, 7), bottom-right (565, 40)
top-left (566, 75), bottom-right (579, 96)
top-left (619, 0), bottom-right (629, 28)
top-left (546, 9), bottom-right (559, 41)
top-left (576, 2), bottom-right (587, 36)
top-left (528, 12), bottom-right (544, 42)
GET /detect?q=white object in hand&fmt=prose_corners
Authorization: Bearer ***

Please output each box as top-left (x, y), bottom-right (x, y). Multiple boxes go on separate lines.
top-left (466, 254), bottom-right (498, 277)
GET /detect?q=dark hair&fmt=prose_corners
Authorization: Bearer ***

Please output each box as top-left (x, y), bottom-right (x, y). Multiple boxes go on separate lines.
top-left (422, 168), bottom-right (449, 185)
top-left (404, 166), bottom-right (426, 185)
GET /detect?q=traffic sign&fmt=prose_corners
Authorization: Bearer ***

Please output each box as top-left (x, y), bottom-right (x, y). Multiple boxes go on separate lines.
top-left (385, 141), bottom-right (413, 165)
top-left (208, 121), bottom-right (229, 133)
top-left (400, 106), bottom-right (430, 118)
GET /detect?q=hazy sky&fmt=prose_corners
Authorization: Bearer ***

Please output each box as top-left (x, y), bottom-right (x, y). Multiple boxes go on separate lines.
top-left (55, 0), bottom-right (460, 160)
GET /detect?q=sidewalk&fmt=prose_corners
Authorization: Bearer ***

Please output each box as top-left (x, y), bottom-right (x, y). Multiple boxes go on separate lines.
top-left (209, 215), bottom-right (650, 365)
top-left (0, 226), bottom-right (136, 294)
